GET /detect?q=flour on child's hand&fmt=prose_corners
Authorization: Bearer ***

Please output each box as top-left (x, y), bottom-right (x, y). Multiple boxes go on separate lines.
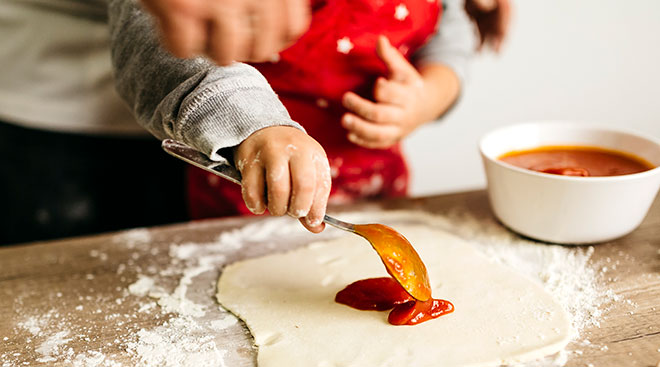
top-left (268, 165), bottom-right (286, 182)
top-left (236, 158), bottom-right (246, 171)
top-left (313, 154), bottom-right (332, 189)
top-left (291, 208), bottom-right (308, 218)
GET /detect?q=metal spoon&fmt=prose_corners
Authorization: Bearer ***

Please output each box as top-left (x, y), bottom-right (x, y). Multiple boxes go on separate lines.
top-left (162, 139), bottom-right (431, 301)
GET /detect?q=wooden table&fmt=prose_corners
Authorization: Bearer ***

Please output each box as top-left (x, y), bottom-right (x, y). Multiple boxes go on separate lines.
top-left (1, 190), bottom-right (659, 366)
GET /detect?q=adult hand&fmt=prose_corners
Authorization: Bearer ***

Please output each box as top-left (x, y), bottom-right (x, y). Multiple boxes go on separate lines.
top-left (234, 126), bottom-right (331, 233)
top-left (340, 36), bottom-right (454, 149)
top-left (140, 0), bottom-right (311, 65)
top-left (464, 0), bottom-right (512, 52)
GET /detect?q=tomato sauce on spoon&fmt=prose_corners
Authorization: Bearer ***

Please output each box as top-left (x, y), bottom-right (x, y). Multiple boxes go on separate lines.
top-left (334, 224), bottom-right (454, 325)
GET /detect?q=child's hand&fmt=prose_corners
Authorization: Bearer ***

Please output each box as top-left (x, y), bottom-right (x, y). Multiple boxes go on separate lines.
top-left (235, 126), bottom-right (331, 233)
top-left (340, 36), bottom-right (458, 149)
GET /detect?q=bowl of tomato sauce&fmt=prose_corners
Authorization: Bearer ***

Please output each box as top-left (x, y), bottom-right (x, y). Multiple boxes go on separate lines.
top-left (479, 121), bottom-right (660, 244)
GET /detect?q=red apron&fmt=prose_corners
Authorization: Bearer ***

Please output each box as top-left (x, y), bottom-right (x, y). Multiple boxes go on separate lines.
top-left (188, 0), bottom-right (441, 219)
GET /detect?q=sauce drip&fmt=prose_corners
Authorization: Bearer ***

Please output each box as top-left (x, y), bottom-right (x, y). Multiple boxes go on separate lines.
top-left (353, 224), bottom-right (432, 302)
top-left (335, 277), bottom-right (454, 326)
top-left (499, 146), bottom-right (654, 177)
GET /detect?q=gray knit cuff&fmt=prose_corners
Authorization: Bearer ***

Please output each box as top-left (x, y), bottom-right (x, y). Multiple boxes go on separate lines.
top-left (175, 64), bottom-right (303, 162)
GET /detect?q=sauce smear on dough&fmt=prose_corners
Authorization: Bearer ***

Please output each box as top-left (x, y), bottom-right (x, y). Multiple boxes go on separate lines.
top-left (335, 277), bottom-right (454, 325)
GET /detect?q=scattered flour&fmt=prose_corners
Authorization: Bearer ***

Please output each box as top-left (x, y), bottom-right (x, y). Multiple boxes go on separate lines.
top-left (5, 210), bottom-right (627, 367)
top-left (35, 330), bottom-right (72, 363)
top-left (126, 317), bottom-right (227, 367)
top-left (127, 275), bottom-right (155, 297)
top-left (149, 263), bottom-right (214, 318)
top-left (72, 350), bottom-right (120, 367)
top-left (112, 228), bottom-right (152, 248)
top-left (17, 314), bottom-right (47, 336)
top-left (210, 314), bottom-right (239, 331)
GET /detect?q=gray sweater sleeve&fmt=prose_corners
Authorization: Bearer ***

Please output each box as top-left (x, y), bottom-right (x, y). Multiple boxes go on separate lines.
top-left (107, 0), bottom-right (302, 161)
top-left (414, 0), bottom-right (476, 83)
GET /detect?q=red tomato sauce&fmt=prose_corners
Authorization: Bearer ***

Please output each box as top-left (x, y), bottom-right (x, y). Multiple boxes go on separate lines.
top-left (335, 277), bottom-right (454, 326)
top-left (499, 146), bottom-right (655, 177)
top-left (353, 224), bottom-right (432, 302)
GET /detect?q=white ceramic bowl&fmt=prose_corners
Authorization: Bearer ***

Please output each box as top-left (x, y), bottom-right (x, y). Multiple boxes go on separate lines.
top-left (479, 121), bottom-right (660, 244)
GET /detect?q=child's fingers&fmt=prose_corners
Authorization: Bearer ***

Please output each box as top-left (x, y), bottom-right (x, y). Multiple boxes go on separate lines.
top-left (265, 158), bottom-right (291, 216)
top-left (347, 133), bottom-right (396, 150)
top-left (299, 217), bottom-right (325, 233)
top-left (342, 92), bottom-right (399, 124)
top-left (303, 155), bottom-right (331, 232)
top-left (288, 153), bottom-right (316, 218)
top-left (342, 114), bottom-right (400, 149)
top-left (373, 77), bottom-right (409, 106)
top-left (376, 35), bottom-right (419, 83)
top-left (240, 161), bottom-right (266, 215)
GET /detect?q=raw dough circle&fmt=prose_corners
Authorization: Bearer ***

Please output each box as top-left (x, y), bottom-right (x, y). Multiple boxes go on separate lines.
top-left (217, 225), bottom-right (573, 367)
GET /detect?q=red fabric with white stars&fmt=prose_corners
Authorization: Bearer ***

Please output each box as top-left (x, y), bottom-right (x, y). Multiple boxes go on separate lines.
top-left (188, 0), bottom-right (441, 219)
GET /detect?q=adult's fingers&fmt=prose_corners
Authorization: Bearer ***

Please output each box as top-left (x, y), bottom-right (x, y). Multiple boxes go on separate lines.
top-left (375, 35), bottom-right (419, 83)
top-left (342, 92), bottom-right (400, 124)
top-left (156, 12), bottom-right (207, 58)
top-left (240, 159), bottom-right (266, 215)
top-left (283, 0), bottom-right (312, 43)
top-left (248, 0), bottom-right (286, 61)
top-left (140, 0), bottom-right (210, 58)
top-left (206, 5), bottom-right (249, 65)
top-left (140, 0), bottom-right (207, 20)
top-left (265, 158), bottom-right (291, 216)
top-left (288, 151), bottom-right (316, 218)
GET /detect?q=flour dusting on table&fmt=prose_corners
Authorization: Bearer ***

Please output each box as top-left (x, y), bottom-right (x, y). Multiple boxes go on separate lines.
top-left (3, 211), bottom-right (629, 367)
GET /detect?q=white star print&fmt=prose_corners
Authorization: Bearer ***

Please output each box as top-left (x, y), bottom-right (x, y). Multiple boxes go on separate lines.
top-left (394, 3), bottom-right (409, 21)
top-left (336, 37), bottom-right (354, 54)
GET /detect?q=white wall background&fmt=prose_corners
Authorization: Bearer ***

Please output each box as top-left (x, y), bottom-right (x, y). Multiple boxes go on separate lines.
top-left (404, 0), bottom-right (660, 196)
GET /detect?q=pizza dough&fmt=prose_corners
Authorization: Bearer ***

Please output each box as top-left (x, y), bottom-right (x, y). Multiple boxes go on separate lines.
top-left (216, 225), bottom-right (573, 367)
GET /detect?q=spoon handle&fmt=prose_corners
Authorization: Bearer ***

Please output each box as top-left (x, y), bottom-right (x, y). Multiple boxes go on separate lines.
top-left (162, 139), bottom-right (355, 233)
top-left (322, 215), bottom-right (356, 233)
top-left (162, 139), bottom-right (242, 184)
